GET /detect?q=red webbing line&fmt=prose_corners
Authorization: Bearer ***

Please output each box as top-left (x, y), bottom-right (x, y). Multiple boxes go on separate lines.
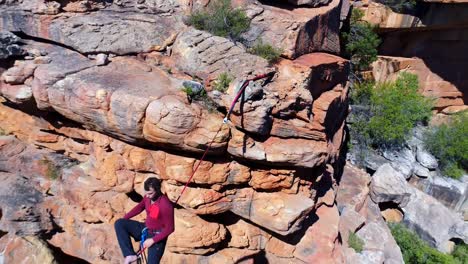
top-left (174, 124), bottom-right (224, 204)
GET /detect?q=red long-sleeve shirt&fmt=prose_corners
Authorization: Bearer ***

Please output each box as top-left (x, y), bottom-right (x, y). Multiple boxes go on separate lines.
top-left (123, 195), bottom-right (174, 243)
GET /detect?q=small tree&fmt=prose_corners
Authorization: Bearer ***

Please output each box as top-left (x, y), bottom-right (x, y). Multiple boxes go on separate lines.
top-left (368, 72), bottom-right (433, 148)
top-left (348, 73), bottom-right (433, 152)
top-left (213, 72), bottom-right (233, 92)
top-left (348, 232), bottom-right (364, 253)
top-left (343, 9), bottom-right (381, 71)
top-left (186, 0), bottom-right (250, 41)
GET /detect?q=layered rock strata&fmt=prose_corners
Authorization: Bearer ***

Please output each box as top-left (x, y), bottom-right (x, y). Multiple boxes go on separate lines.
top-left (0, 0), bottom-right (350, 262)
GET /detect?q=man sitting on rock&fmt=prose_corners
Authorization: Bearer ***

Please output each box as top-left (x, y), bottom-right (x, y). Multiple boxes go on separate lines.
top-left (115, 177), bottom-right (174, 264)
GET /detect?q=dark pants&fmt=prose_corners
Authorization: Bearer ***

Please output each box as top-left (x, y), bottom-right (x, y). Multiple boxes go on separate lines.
top-left (114, 219), bottom-right (167, 264)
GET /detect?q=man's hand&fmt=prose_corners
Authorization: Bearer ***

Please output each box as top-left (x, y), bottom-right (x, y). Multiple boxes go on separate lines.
top-left (143, 238), bottom-right (155, 249)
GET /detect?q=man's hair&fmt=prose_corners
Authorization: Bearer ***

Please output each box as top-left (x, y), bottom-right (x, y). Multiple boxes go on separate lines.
top-left (144, 177), bottom-right (162, 197)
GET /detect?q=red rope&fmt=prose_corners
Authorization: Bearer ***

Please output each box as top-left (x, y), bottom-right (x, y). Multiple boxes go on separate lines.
top-left (174, 125), bottom-right (224, 204)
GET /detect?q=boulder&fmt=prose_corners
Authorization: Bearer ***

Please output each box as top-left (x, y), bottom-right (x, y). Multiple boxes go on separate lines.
top-left (383, 148), bottom-right (416, 179)
top-left (356, 220), bottom-right (404, 264)
top-left (228, 127), bottom-right (329, 168)
top-left (413, 163), bottom-right (430, 178)
top-left (370, 163), bottom-right (412, 207)
top-left (402, 185), bottom-right (468, 253)
top-left (416, 146), bottom-right (438, 170)
top-left (336, 164), bottom-right (371, 212)
top-left (409, 173), bottom-right (468, 211)
top-left (339, 206), bottom-right (366, 248)
top-left (363, 150), bottom-right (388, 172)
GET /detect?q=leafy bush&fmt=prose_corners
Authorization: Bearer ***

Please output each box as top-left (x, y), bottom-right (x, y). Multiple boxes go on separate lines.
top-left (348, 232), bottom-right (364, 253)
top-left (350, 80), bottom-right (374, 105)
top-left (452, 243), bottom-right (468, 264)
top-left (424, 111), bottom-right (468, 179)
top-left (343, 9), bottom-right (381, 71)
top-left (349, 73), bottom-right (433, 151)
top-left (389, 223), bottom-right (460, 264)
top-left (248, 40), bottom-right (282, 63)
top-left (214, 72), bottom-right (233, 92)
top-left (368, 72), bottom-right (433, 148)
top-left (186, 0), bottom-right (250, 41)
top-left (181, 84), bottom-right (217, 112)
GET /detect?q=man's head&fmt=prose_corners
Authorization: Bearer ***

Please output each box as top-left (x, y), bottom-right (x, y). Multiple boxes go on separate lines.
top-left (144, 177), bottom-right (162, 201)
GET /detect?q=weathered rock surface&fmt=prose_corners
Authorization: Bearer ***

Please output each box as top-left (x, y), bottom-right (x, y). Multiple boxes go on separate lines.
top-left (287, 0), bottom-right (333, 7)
top-left (0, 0), bottom-right (351, 262)
top-left (0, 4), bottom-right (183, 55)
top-left (242, 0), bottom-right (342, 58)
top-left (0, 235), bottom-right (58, 264)
top-left (336, 164), bottom-right (370, 212)
top-left (171, 28), bottom-right (271, 81)
top-left (167, 209), bottom-right (227, 255)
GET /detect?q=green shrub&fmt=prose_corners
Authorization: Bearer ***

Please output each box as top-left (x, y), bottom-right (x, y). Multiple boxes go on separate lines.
top-left (452, 243), bottom-right (468, 264)
top-left (248, 41), bottom-right (282, 63)
top-left (368, 72), bottom-right (433, 148)
top-left (348, 232), bottom-right (364, 253)
top-left (349, 73), bottom-right (433, 152)
top-left (181, 84), bottom-right (217, 112)
top-left (343, 9), bottom-right (381, 71)
top-left (214, 72), bottom-right (233, 92)
top-left (424, 111), bottom-right (468, 179)
top-left (350, 80), bottom-right (374, 105)
top-left (389, 223), bottom-right (457, 264)
top-left (186, 0), bottom-right (250, 41)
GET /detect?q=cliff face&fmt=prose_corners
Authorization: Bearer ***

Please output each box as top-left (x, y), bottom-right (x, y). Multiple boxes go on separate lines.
top-left (0, 0), bottom-right (351, 263)
top-left (360, 1), bottom-right (468, 114)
